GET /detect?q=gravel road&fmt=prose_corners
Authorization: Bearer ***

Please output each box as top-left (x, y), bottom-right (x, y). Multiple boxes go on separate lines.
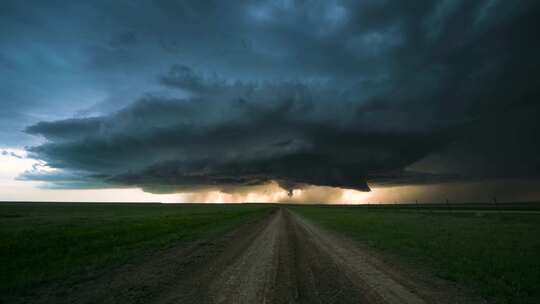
top-left (24, 207), bottom-right (478, 304)
top-left (159, 208), bottom-right (476, 304)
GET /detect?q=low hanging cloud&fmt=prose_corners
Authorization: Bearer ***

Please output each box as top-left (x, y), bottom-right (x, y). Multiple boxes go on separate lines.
top-left (17, 0), bottom-right (540, 199)
top-left (23, 65), bottom-right (458, 194)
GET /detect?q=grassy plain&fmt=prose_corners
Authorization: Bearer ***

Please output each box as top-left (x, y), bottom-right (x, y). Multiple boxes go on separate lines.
top-left (290, 204), bottom-right (540, 304)
top-left (0, 202), bottom-right (271, 299)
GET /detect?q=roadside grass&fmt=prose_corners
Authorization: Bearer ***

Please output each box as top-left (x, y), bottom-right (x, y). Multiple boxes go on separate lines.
top-left (290, 205), bottom-right (540, 304)
top-left (0, 202), bottom-right (272, 299)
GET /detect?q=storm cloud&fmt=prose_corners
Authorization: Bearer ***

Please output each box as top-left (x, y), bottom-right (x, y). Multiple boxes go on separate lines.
top-left (24, 72), bottom-right (455, 193)
top-left (4, 0), bottom-right (540, 197)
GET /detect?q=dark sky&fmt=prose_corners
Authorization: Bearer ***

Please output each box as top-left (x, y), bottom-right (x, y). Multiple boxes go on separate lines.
top-left (1, 0), bottom-right (540, 202)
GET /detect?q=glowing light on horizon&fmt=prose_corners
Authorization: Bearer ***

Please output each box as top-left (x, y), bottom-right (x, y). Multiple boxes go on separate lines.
top-left (7, 151), bottom-right (534, 205)
top-left (0, 148), bottom-right (430, 204)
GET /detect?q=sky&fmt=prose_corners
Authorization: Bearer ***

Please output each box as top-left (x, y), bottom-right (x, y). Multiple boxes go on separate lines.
top-left (1, 0), bottom-right (539, 203)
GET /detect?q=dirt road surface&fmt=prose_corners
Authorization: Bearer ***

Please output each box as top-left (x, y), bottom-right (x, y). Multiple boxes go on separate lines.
top-left (24, 208), bottom-right (480, 304)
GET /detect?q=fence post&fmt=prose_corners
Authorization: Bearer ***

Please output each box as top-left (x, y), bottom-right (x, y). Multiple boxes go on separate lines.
top-left (446, 198), bottom-right (451, 212)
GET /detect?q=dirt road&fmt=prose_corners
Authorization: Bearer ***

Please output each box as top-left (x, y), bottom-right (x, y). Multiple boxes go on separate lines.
top-left (27, 208), bottom-right (477, 304)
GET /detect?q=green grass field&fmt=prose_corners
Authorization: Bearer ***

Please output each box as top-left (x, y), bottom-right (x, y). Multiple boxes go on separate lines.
top-left (290, 205), bottom-right (540, 304)
top-left (3, 203), bottom-right (539, 304)
top-left (0, 202), bottom-right (271, 299)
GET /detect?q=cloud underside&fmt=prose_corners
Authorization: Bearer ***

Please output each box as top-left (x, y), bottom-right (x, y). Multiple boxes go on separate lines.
top-left (17, 0), bottom-right (540, 196)
top-left (23, 83), bottom-right (452, 194)
top-left (23, 66), bottom-right (540, 195)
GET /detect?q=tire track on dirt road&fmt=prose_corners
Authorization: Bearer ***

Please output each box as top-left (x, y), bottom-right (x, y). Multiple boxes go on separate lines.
top-left (20, 207), bottom-right (478, 304)
top-left (160, 207), bottom-right (477, 304)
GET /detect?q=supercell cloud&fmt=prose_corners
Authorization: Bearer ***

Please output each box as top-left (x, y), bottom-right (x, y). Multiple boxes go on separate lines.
top-left (24, 68), bottom-right (453, 193)
top-left (2, 0), bottom-right (539, 197)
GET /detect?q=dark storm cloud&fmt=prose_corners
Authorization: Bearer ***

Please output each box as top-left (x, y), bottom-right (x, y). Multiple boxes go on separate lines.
top-left (24, 77), bottom-right (454, 193)
top-left (8, 0), bottom-right (540, 194)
